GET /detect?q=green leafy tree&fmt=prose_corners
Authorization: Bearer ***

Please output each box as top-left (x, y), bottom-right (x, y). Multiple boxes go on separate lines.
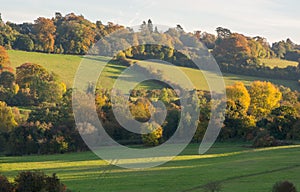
top-left (0, 101), bottom-right (17, 133)
top-left (279, 86), bottom-right (299, 106)
top-left (0, 71), bottom-right (19, 104)
top-left (56, 14), bottom-right (95, 54)
top-left (272, 39), bottom-right (295, 59)
top-left (216, 27), bottom-right (231, 39)
top-left (14, 35), bottom-right (34, 51)
top-left (0, 22), bottom-right (18, 49)
top-left (267, 106), bottom-right (298, 140)
top-left (0, 71), bottom-right (16, 89)
top-left (16, 63), bottom-right (66, 105)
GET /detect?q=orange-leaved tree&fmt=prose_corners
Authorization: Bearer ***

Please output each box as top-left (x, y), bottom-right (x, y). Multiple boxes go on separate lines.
top-left (33, 17), bottom-right (56, 53)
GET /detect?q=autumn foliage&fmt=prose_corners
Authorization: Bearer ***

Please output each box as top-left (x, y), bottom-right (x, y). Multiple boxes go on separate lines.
top-left (0, 46), bottom-right (13, 72)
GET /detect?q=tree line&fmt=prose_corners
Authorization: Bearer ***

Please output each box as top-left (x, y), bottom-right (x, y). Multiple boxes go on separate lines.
top-left (1, 13), bottom-right (300, 82)
top-left (0, 12), bottom-right (124, 54)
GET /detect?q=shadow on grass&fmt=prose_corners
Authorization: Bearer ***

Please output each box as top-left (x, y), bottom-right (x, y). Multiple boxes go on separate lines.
top-left (2, 145), bottom-right (300, 192)
top-left (181, 164), bottom-right (300, 192)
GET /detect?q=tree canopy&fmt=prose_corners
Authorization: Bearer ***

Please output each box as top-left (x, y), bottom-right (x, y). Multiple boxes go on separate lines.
top-left (249, 81), bottom-right (282, 119)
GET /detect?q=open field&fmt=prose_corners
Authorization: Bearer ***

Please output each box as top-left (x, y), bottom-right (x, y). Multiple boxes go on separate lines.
top-left (262, 58), bottom-right (298, 69)
top-left (8, 50), bottom-right (300, 91)
top-left (1, 143), bottom-right (300, 192)
top-left (137, 60), bottom-right (300, 91)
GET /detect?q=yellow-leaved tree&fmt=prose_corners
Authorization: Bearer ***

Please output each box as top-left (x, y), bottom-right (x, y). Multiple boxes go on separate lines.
top-left (223, 82), bottom-right (255, 139)
top-left (248, 81), bottom-right (282, 119)
top-left (141, 122), bottom-right (163, 147)
top-left (226, 82), bottom-right (251, 117)
top-left (0, 101), bottom-right (17, 133)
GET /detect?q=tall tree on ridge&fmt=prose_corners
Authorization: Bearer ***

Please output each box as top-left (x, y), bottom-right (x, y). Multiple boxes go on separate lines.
top-left (33, 17), bottom-right (56, 53)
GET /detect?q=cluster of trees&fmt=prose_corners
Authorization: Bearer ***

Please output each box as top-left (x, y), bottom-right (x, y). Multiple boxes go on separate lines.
top-left (93, 87), bottom-right (201, 146)
top-left (0, 46), bottom-right (87, 155)
top-left (211, 28), bottom-right (300, 82)
top-left (0, 171), bottom-right (69, 192)
top-left (1, 13), bottom-right (300, 82)
top-left (0, 47), bottom-right (66, 106)
top-left (222, 81), bottom-right (300, 146)
top-left (272, 38), bottom-right (300, 61)
top-left (0, 13), bottom-right (123, 54)
top-left (87, 61), bottom-right (300, 147)
top-left (3, 12), bottom-right (299, 62)
top-left (92, 80), bottom-right (300, 147)
top-left (0, 42), bottom-right (299, 154)
top-left (0, 26), bottom-right (300, 155)
top-left (0, 90), bottom-right (87, 155)
top-left (102, 23), bottom-right (300, 82)
top-left (213, 28), bottom-right (273, 64)
top-left (0, 74), bottom-right (299, 155)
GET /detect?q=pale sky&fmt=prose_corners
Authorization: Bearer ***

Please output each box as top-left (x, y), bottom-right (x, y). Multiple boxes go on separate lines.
top-left (1, 0), bottom-right (300, 43)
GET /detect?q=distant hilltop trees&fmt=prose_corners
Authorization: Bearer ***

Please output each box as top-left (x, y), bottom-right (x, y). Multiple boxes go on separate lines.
top-left (0, 12), bottom-right (299, 82)
top-left (0, 12), bottom-right (298, 60)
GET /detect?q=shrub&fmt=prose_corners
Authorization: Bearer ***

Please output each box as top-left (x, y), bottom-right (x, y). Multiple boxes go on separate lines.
top-left (14, 171), bottom-right (67, 192)
top-left (253, 129), bottom-right (275, 148)
top-left (15, 171), bottom-right (47, 192)
top-left (253, 129), bottom-right (294, 148)
top-left (44, 173), bottom-right (67, 192)
top-left (272, 181), bottom-right (297, 192)
top-left (0, 175), bottom-right (14, 192)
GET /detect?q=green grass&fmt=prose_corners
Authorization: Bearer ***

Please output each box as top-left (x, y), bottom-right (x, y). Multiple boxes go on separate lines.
top-left (8, 50), bottom-right (83, 88)
top-left (1, 143), bottom-right (300, 192)
top-left (8, 50), bottom-right (300, 91)
top-left (8, 50), bottom-right (162, 90)
top-left (138, 60), bottom-right (300, 91)
top-left (262, 58), bottom-right (298, 69)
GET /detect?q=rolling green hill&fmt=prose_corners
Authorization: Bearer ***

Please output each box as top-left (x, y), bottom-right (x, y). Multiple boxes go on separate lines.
top-left (1, 143), bottom-right (300, 192)
top-left (8, 50), bottom-right (300, 91)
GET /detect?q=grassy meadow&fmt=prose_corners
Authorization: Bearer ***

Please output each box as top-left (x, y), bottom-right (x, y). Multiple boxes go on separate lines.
top-left (8, 50), bottom-right (300, 91)
top-left (1, 143), bottom-right (300, 192)
top-left (262, 58), bottom-right (298, 69)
